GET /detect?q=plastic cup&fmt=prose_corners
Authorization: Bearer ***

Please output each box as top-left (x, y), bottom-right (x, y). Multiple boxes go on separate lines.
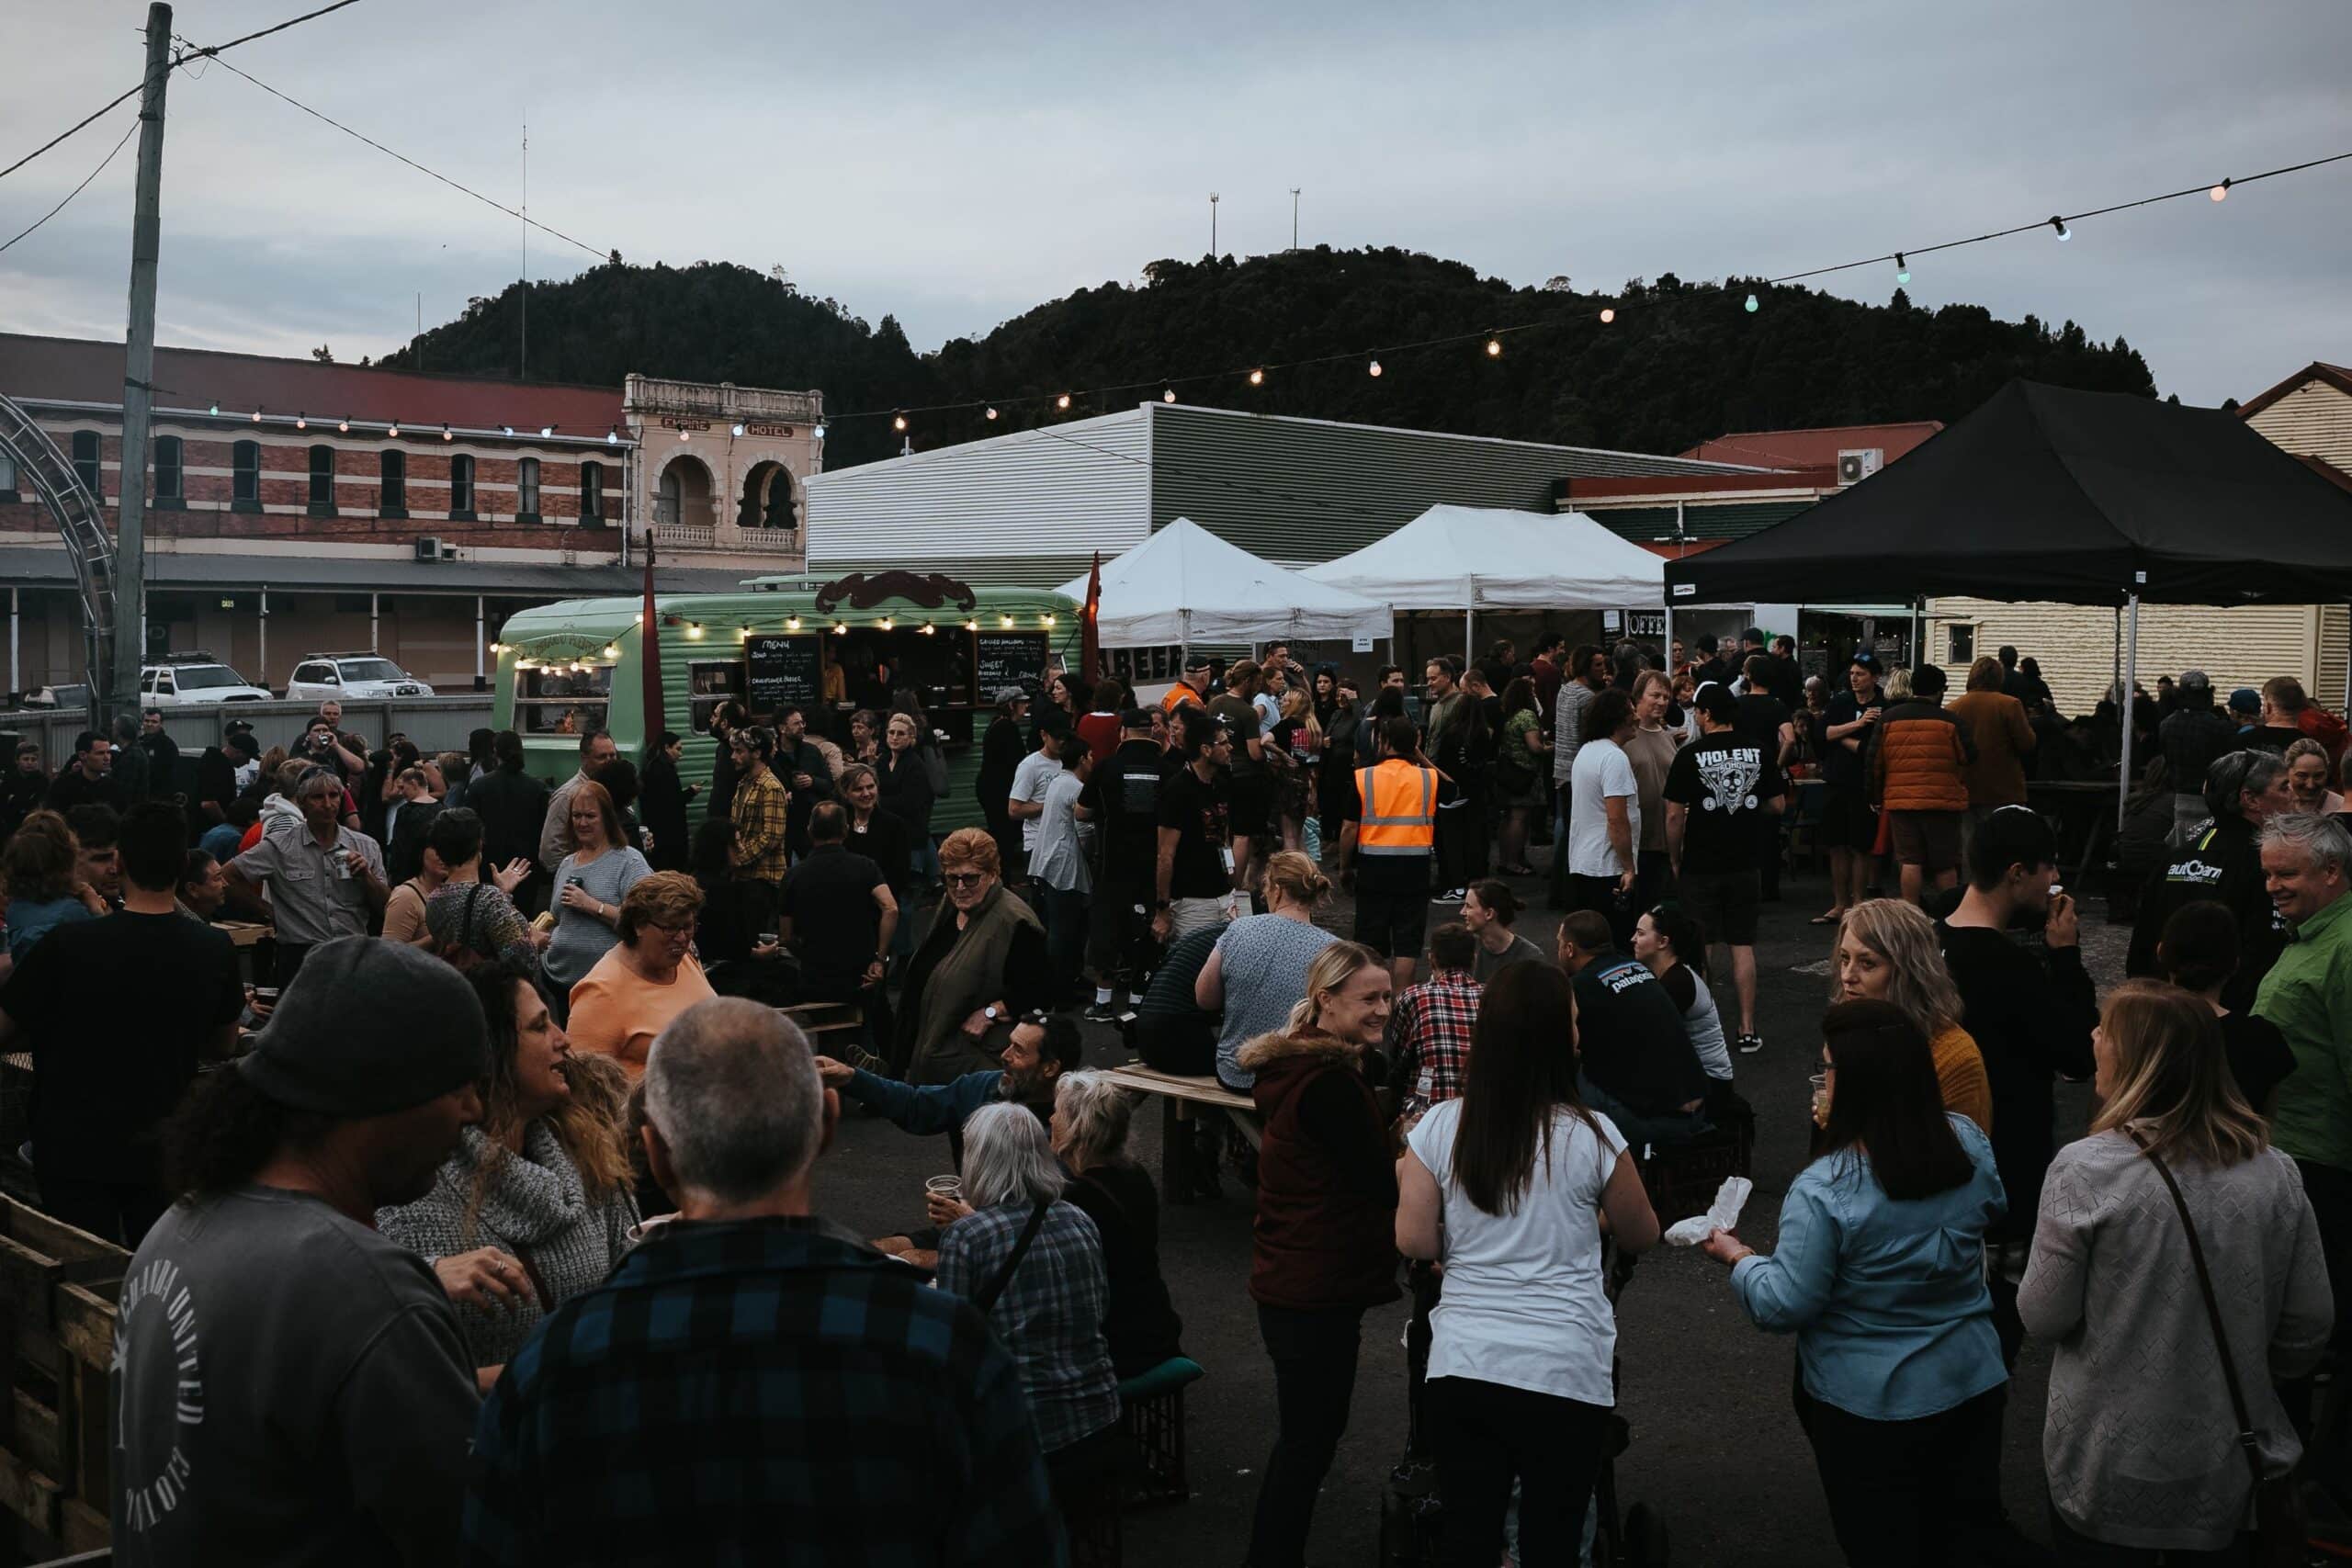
top-left (1809, 1072), bottom-right (1829, 1129)
top-left (924, 1176), bottom-right (962, 1199)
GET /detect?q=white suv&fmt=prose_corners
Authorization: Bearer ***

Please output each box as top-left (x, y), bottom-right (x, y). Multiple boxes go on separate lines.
top-left (141, 655), bottom-right (273, 707)
top-left (286, 653), bottom-right (436, 701)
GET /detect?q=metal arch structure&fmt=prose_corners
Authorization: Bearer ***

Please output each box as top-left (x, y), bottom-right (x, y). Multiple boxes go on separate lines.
top-left (0, 391), bottom-right (119, 704)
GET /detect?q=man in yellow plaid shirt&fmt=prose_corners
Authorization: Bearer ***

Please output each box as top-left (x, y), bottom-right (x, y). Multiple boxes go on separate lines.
top-left (729, 724), bottom-right (790, 931)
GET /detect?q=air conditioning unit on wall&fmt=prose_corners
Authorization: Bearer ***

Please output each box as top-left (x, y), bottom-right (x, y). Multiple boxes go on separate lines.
top-left (414, 536), bottom-right (454, 561)
top-left (1837, 448), bottom-right (1885, 485)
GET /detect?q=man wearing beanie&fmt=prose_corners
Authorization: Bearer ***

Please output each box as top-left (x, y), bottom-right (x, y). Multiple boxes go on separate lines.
top-left (112, 937), bottom-right (490, 1568)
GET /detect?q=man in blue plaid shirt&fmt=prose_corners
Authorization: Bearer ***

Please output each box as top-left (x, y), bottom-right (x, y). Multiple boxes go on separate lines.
top-left (463, 998), bottom-right (1063, 1566)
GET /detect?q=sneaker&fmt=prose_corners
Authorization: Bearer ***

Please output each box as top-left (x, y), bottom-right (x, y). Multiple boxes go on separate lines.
top-left (1436, 886), bottom-right (1467, 903)
top-left (1737, 1032), bottom-right (1764, 1055)
top-left (1082, 1000), bottom-right (1121, 1023)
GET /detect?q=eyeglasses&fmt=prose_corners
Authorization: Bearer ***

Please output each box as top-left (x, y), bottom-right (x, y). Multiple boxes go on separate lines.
top-left (942, 871), bottom-right (988, 888)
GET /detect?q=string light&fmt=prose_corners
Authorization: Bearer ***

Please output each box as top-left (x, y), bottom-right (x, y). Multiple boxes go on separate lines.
top-left (295, 412), bottom-right (307, 430)
top-left (539, 424), bottom-right (553, 437)
top-left (1162, 389), bottom-right (1175, 403)
top-left (2049, 216), bottom-right (2070, 241)
top-left (685, 622), bottom-right (705, 639)
top-left (985, 407), bottom-right (999, 421)
top-left (1894, 253), bottom-right (1910, 284)
top-left (1040, 614), bottom-right (1056, 627)
top-left (2211, 178), bottom-right (2232, 201)
top-left (919, 622), bottom-right (935, 635)
top-left (1485, 337), bottom-right (1503, 357)
top-left (1599, 308), bottom-right (1614, 324)
top-left (388, 421), bottom-right (400, 436)
top-left (736, 627), bottom-right (749, 642)
top-left (1744, 293), bottom-right (1759, 312)
top-left (999, 614), bottom-right (1014, 628)
top-left (602, 644), bottom-right (619, 660)
top-left (337, 416), bottom-right (349, 433)
top-left (812, 423), bottom-right (827, 439)
top-left (786, 615), bottom-right (802, 631)
top-left (678, 428), bottom-right (690, 441)
top-left (605, 426), bottom-right (618, 445)
top-left (831, 621), bottom-right (849, 635)
top-left (1367, 358), bottom-right (1382, 378)
top-left (731, 422), bottom-right (746, 436)
top-left (1056, 393), bottom-right (1072, 410)
top-left (251, 408), bottom-right (262, 423)
top-left (208, 401), bottom-right (219, 416)
top-left (501, 424), bottom-right (514, 436)
top-left (1248, 368), bottom-right (1265, 386)
top-left (878, 616), bottom-right (894, 630)
top-left (892, 413), bottom-right (908, 432)
top-left (442, 423), bottom-right (453, 441)
top-left (965, 617), bottom-right (979, 631)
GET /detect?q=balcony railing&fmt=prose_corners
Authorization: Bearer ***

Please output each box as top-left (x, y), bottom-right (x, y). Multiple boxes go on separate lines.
top-left (648, 522), bottom-right (800, 553)
top-left (624, 374), bottom-right (822, 424)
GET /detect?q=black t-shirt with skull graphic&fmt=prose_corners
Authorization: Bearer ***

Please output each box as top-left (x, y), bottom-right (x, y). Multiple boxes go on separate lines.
top-left (1664, 732), bottom-right (1786, 875)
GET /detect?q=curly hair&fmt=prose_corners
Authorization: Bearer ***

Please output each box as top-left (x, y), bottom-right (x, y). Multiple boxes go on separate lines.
top-left (2, 809), bottom-right (80, 900)
top-left (461, 957), bottom-right (633, 1231)
top-left (615, 871), bottom-right (705, 944)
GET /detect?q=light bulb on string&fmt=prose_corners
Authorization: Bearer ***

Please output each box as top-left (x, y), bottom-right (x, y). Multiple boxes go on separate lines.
top-left (251, 408), bottom-right (262, 423)
top-left (1485, 337), bottom-right (1503, 357)
top-left (1367, 358), bottom-right (1383, 378)
top-left (337, 417), bottom-right (350, 433)
top-left (208, 401), bottom-right (219, 416)
top-left (965, 617), bottom-right (979, 631)
top-left (678, 428), bottom-right (690, 442)
top-left (1000, 614), bottom-right (1014, 628)
top-left (501, 425), bottom-right (514, 437)
top-left (539, 425), bottom-right (553, 438)
top-left (296, 412), bottom-right (307, 430)
top-left (1162, 389), bottom-right (1176, 403)
top-left (1744, 293), bottom-right (1759, 312)
top-left (388, 421), bottom-right (401, 437)
top-left (685, 622), bottom-right (705, 640)
top-left (786, 616), bottom-right (801, 631)
top-left (1056, 393), bottom-right (1072, 410)
top-left (892, 413), bottom-right (908, 432)
top-left (731, 422), bottom-right (746, 437)
top-left (1894, 253), bottom-right (1910, 284)
top-left (878, 617), bottom-right (894, 630)
top-left (1599, 308), bottom-right (1615, 324)
top-left (1248, 368), bottom-right (1265, 386)
top-left (606, 427), bottom-right (619, 445)
top-left (602, 644), bottom-right (620, 660)
top-left (443, 424), bottom-right (454, 441)
top-left (811, 423), bottom-right (826, 440)
top-left (1041, 614), bottom-right (1056, 628)
top-left (2210, 179), bottom-right (2232, 202)
top-left (2049, 216), bottom-right (2070, 241)
top-left (985, 407), bottom-right (999, 421)
top-left (832, 621), bottom-right (849, 636)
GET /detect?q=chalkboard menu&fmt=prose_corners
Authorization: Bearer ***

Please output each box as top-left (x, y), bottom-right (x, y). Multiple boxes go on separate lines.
top-left (745, 635), bottom-right (822, 713)
top-left (975, 632), bottom-right (1048, 698)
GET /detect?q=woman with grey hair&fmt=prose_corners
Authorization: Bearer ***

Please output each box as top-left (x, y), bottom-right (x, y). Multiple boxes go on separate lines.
top-left (1052, 1072), bottom-right (1184, 1378)
top-left (935, 1101), bottom-right (1122, 1493)
top-left (2127, 748), bottom-right (2296, 1014)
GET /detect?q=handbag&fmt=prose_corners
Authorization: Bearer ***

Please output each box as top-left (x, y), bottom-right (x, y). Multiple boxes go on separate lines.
top-left (2133, 1134), bottom-right (2309, 1566)
top-left (970, 1197), bottom-right (1052, 1315)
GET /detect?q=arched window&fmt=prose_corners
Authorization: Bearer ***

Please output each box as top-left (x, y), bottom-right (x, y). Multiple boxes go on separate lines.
top-left (580, 461), bottom-right (605, 525)
top-left (656, 465), bottom-right (680, 525)
top-left (379, 448), bottom-right (407, 516)
top-left (153, 435), bottom-right (183, 504)
top-left (72, 431), bottom-right (101, 497)
top-left (763, 466), bottom-right (796, 530)
top-left (449, 453), bottom-right (476, 518)
top-left (516, 456), bottom-right (541, 521)
top-left (232, 440), bottom-right (261, 510)
top-left (308, 444), bottom-right (336, 514)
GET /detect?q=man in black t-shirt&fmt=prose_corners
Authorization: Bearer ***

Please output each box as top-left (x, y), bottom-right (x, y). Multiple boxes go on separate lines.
top-left (1206, 661), bottom-right (1271, 895)
top-left (1735, 655), bottom-right (1797, 903)
top-left (1664, 683), bottom-right (1785, 1055)
top-left (45, 729), bottom-right (113, 813)
top-left (0, 801), bottom-right (241, 1245)
top-left (1153, 709), bottom-right (1236, 942)
top-left (777, 802), bottom-right (897, 1004)
top-left (1083, 710), bottom-right (1166, 1015)
top-left (1816, 653), bottom-right (1887, 921)
top-left (1556, 909), bottom-right (1708, 1148)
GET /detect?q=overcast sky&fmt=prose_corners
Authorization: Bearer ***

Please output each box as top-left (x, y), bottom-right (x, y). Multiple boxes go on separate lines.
top-left (3, 0), bottom-right (2346, 410)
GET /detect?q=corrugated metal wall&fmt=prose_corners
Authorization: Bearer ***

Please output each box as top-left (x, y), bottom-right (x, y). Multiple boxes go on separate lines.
top-left (1148, 404), bottom-right (1748, 566)
top-left (805, 409), bottom-right (1150, 575)
top-left (2247, 379), bottom-right (2352, 469)
top-left (1924, 597), bottom-right (2324, 715)
top-left (2319, 604), bottom-right (2350, 710)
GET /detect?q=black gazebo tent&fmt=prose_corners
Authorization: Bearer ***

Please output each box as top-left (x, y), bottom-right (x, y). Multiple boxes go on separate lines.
top-left (1663, 379), bottom-right (2352, 817)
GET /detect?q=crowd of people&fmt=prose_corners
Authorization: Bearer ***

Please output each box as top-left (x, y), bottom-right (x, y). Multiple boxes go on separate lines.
top-left (0, 623), bottom-right (2344, 1565)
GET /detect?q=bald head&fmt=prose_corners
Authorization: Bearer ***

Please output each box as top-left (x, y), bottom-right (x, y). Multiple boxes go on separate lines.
top-left (643, 999), bottom-right (826, 1206)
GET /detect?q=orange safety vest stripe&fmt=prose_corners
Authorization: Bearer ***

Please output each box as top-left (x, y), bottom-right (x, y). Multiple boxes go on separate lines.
top-left (1356, 762), bottom-right (1436, 853)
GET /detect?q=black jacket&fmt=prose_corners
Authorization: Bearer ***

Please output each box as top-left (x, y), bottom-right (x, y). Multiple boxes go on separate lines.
top-left (2158, 704), bottom-right (2238, 796)
top-left (977, 716), bottom-right (1027, 817)
top-left (465, 765), bottom-right (551, 872)
top-left (639, 750), bottom-right (695, 871)
top-left (2125, 813), bottom-right (2287, 1014)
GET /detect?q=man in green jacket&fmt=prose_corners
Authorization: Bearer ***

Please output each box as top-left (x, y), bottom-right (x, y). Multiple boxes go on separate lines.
top-left (2254, 809), bottom-right (2352, 1444)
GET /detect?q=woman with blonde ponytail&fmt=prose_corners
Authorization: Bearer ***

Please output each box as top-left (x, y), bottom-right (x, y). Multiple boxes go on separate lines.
top-left (1234, 937), bottom-right (1398, 1567)
top-left (1195, 850), bottom-right (1340, 1092)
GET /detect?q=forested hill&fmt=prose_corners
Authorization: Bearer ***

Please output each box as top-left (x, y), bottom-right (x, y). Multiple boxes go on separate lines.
top-left (378, 249), bottom-right (2160, 470)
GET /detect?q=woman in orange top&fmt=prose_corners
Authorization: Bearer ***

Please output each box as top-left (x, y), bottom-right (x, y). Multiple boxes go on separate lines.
top-left (1829, 899), bottom-right (1992, 1132)
top-left (565, 872), bottom-right (716, 1078)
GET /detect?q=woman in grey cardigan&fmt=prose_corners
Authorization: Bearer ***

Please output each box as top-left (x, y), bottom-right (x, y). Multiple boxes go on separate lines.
top-left (541, 780), bottom-right (651, 1010)
top-left (380, 955), bottom-right (639, 1378)
top-left (2019, 980), bottom-right (2334, 1563)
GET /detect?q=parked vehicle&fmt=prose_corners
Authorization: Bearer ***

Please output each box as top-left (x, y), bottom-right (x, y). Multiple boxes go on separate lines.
top-left (286, 652), bottom-right (435, 701)
top-left (141, 653), bottom-right (273, 707)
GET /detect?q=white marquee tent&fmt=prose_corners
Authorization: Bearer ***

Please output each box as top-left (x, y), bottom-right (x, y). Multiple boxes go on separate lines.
top-left (1301, 503), bottom-right (1667, 610)
top-left (1055, 516), bottom-right (1391, 648)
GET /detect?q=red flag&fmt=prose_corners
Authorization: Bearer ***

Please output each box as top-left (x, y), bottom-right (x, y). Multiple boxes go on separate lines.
top-left (1080, 550), bottom-right (1102, 690)
top-left (639, 528), bottom-right (666, 739)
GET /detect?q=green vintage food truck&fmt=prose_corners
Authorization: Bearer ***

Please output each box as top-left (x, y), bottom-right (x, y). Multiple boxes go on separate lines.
top-left (491, 570), bottom-right (1081, 832)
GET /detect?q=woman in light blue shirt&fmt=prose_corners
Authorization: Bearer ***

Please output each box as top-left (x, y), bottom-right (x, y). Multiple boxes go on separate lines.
top-left (1702, 997), bottom-right (2007, 1567)
top-left (1193, 852), bottom-right (1338, 1091)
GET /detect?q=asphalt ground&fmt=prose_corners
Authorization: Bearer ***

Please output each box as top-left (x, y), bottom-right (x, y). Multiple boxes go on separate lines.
top-left (817, 863), bottom-right (2120, 1567)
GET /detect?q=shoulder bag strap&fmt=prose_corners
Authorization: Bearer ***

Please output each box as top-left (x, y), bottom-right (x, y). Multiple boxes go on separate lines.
top-left (971, 1198), bottom-right (1052, 1316)
top-left (2132, 1133), bottom-right (2268, 1499)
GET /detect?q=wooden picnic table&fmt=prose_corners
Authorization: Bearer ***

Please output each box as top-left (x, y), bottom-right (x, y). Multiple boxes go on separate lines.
top-left (1100, 1063), bottom-right (1261, 1206)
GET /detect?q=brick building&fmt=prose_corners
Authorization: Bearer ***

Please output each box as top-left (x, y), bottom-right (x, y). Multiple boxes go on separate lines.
top-left (0, 333), bottom-right (820, 695)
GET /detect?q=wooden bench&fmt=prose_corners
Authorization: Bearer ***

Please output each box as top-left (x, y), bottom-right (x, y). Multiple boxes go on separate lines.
top-left (1099, 1065), bottom-right (1260, 1206)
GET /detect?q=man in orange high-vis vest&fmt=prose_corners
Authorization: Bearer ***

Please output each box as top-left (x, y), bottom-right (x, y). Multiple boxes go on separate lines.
top-left (1159, 653), bottom-right (1214, 717)
top-left (1340, 714), bottom-right (1453, 988)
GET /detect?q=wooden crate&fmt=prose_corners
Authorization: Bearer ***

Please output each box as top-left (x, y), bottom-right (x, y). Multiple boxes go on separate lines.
top-left (0, 1201), bottom-right (129, 1545)
top-left (54, 1280), bottom-right (119, 1551)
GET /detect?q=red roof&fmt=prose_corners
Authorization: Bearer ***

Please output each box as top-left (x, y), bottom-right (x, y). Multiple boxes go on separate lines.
top-left (0, 332), bottom-right (624, 434)
top-left (2235, 361), bottom-right (2352, 423)
top-left (1677, 422), bottom-right (1943, 470)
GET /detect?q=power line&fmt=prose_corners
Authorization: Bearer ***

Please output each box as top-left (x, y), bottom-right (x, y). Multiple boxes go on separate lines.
top-left (0, 0), bottom-right (366, 185)
top-left (186, 49), bottom-right (610, 261)
top-left (0, 116), bottom-right (140, 255)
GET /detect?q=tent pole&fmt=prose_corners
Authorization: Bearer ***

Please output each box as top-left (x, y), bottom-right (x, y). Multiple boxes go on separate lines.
top-left (1464, 606), bottom-right (1474, 665)
top-left (2119, 590), bottom-right (2140, 833)
top-left (1909, 596), bottom-right (1921, 669)
top-left (1663, 602), bottom-right (1675, 672)
top-left (2344, 602), bottom-right (2351, 712)
top-left (1181, 608), bottom-right (1190, 667)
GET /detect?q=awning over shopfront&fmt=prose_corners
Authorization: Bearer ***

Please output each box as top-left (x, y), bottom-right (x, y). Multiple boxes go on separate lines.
top-left (0, 546), bottom-right (752, 597)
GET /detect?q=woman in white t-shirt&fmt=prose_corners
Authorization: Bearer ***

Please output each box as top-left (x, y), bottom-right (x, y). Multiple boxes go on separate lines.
top-left (1396, 960), bottom-right (1660, 1564)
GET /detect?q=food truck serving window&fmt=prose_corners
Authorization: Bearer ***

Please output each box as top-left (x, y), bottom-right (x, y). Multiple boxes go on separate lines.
top-left (689, 660), bottom-right (748, 735)
top-left (514, 663), bottom-right (613, 736)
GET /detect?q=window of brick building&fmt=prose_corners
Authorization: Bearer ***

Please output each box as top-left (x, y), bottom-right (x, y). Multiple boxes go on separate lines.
top-left (72, 431), bottom-right (102, 497)
top-left (379, 448), bottom-right (407, 517)
top-left (449, 453), bottom-right (476, 520)
top-left (580, 461), bottom-right (605, 525)
top-left (232, 440), bottom-right (260, 510)
top-left (154, 435), bottom-right (184, 505)
top-left (0, 450), bottom-right (16, 500)
top-left (308, 444), bottom-right (337, 515)
top-left (517, 457), bottom-right (541, 522)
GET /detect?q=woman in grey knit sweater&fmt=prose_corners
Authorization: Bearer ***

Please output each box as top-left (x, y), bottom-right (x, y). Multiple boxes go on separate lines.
top-left (380, 955), bottom-right (639, 1376)
top-left (2019, 980), bottom-right (2334, 1562)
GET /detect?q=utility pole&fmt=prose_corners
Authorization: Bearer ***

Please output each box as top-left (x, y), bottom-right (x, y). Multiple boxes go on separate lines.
top-left (1209, 192), bottom-right (1218, 257)
top-left (1290, 187), bottom-right (1300, 250)
top-left (111, 1), bottom-right (173, 728)
top-left (519, 118), bottom-right (527, 380)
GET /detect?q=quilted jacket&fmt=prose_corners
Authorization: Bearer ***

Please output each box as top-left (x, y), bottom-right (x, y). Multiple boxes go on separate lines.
top-left (1870, 698), bottom-right (1975, 812)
